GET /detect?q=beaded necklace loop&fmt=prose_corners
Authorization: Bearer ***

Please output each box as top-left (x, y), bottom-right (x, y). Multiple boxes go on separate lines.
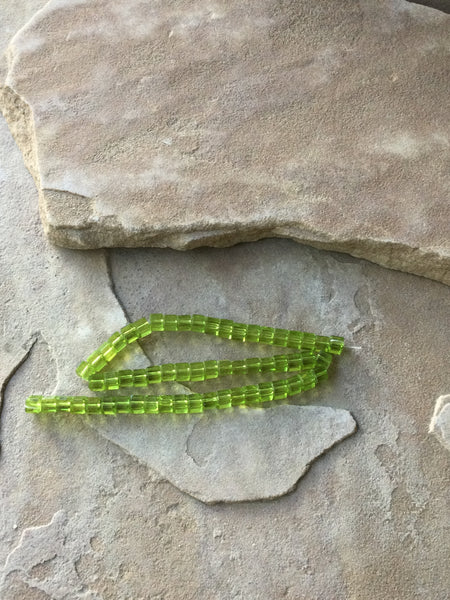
top-left (25, 314), bottom-right (344, 415)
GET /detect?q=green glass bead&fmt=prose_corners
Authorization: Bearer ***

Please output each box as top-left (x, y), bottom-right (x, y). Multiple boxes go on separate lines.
top-left (85, 400), bottom-right (102, 414)
top-left (204, 316), bottom-right (221, 335)
top-left (286, 331), bottom-right (303, 349)
top-left (116, 398), bottom-right (131, 413)
top-left (102, 400), bottom-right (118, 415)
top-left (144, 398), bottom-right (159, 414)
top-left (217, 390), bottom-right (232, 409)
top-left (273, 355), bottom-right (289, 373)
top-left (175, 362), bottom-right (190, 380)
top-left (149, 313), bottom-right (164, 331)
top-left (177, 315), bottom-right (192, 331)
top-left (218, 360), bottom-right (233, 376)
top-left (204, 360), bottom-right (219, 379)
top-left (301, 371), bottom-right (318, 391)
top-left (105, 373), bottom-right (120, 390)
top-left (158, 397), bottom-right (174, 413)
top-left (25, 396), bottom-right (41, 413)
top-left (132, 369), bottom-right (148, 387)
top-left (230, 388), bottom-right (246, 406)
top-left (191, 314), bottom-right (207, 333)
top-left (329, 336), bottom-right (345, 355)
top-left (118, 370), bottom-right (134, 387)
top-left (146, 366), bottom-right (162, 384)
top-left (231, 322), bottom-right (247, 341)
top-left (187, 394), bottom-right (204, 413)
top-left (245, 324), bottom-right (261, 343)
top-left (244, 357), bottom-right (261, 373)
top-left (259, 327), bottom-right (275, 345)
top-left (203, 393), bottom-right (218, 410)
top-left (218, 319), bottom-right (234, 339)
top-left (133, 317), bottom-right (152, 339)
top-left (244, 385), bottom-right (261, 405)
top-left (161, 363), bottom-right (176, 381)
top-left (88, 377), bottom-right (105, 392)
top-left (163, 315), bottom-right (179, 331)
top-left (272, 328), bottom-right (290, 347)
top-left (259, 357), bottom-right (275, 373)
top-left (130, 397), bottom-right (145, 414)
top-left (109, 332), bottom-right (127, 353)
top-left (76, 360), bottom-right (95, 379)
top-left (258, 382), bottom-right (275, 402)
top-left (173, 396), bottom-right (189, 414)
top-left (190, 362), bottom-right (206, 382)
top-left (231, 359), bottom-right (247, 375)
top-left (120, 324), bottom-right (139, 344)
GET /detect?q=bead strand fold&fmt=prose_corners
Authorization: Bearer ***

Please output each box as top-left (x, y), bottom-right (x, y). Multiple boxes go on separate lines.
top-left (26, 314), bottom-right (344, 415)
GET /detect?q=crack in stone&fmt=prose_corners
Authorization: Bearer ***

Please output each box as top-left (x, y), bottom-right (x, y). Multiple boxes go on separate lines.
top-left (0, 336), bottom-right (37, 455)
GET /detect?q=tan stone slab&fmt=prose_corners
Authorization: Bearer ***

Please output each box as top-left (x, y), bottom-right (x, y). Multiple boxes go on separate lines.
top-left (1, 0), bottom-right (449, 284)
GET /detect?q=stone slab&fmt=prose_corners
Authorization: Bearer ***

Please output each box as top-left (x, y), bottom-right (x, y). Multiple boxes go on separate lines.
top-left (1, 0), bottom-right (450, 285)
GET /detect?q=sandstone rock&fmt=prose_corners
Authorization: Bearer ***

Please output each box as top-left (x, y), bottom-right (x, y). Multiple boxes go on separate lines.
top-left (429, 394), bottom-right (450, 450)
top-left (1, 0), bottom-right (449, 285)
top-left (95, 406), bottom-right (356, 503)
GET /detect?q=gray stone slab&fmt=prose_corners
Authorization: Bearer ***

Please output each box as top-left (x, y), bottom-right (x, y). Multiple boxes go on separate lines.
top-left (1, 0), bottom-right (449, 285)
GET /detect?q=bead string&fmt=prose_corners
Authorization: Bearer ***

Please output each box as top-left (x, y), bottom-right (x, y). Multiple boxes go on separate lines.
top-left (25, 314), bottom-right (344, 415)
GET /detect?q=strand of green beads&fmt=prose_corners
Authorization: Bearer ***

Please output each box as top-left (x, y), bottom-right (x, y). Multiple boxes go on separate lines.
top-left (87, 351), bottom-right (318, 391)
top-left (25, 370), bottom-right (318, 415)
top-left (76, 314), bottom-right (344, 382)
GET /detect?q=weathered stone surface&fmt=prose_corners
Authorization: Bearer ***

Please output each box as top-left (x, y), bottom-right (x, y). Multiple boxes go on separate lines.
top-left (1, 0), bottom-right (449, 285)
top-left (429, 394), bottom-right (450, 451)
top-left (95, 406), bottom-right (356, 503)
top-left (1, 3), bottom-right (450, 597)
top-left (0, 74), bottom-right (357, 507)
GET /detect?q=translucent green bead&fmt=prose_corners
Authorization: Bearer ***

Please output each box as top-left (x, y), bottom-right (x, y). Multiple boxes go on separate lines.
top-left (110, 332), bottom-right (127, 352)
top-left (191, 314), bottom-right (207, 333)
top-left (177, 315), bottom-right (192, 331)
top-left (146, 366), bottom-right (162, 384)
top-left (173, 396), bottom-right (189, 414)
top-left (204, 316), bottom-right (221, 335)
top-left (163, 315), bottom-right (179, 331)
top-left (204, 360), bottom-right (219, 379)
top-left (259, 327), bottom-right (275, 345)
top-left (231, 323), bottom-right (247, 341)
top-left (190, 362), bottom-right (206, 382)
top-left (149, 313), bottom-right (164, 331)
top-left (120, 324), bottom-right (139, 344)
top-left (329, 336), bottom-right (345, 355)
top-left (245, 324), bottom-right (261, 343)
top-left (187, 394), bottom-right (204, 413)
top-left (161, 363), bottom-right (176, 381)
top-left (218, 319), bottom-right (234, 339)
top-left (133, 317), bottom-right (152, 339)
top-left (175, 362), bottom-right (190, 380)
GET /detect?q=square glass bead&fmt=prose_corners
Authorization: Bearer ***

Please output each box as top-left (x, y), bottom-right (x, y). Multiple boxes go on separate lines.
top-left (177, 315), bottom-right (192, 331)
top-left (190, 362), bottom-right (205, 382)
top-left (133, 317), bottom-right (152, 339)
top-left (191, 314), bottom-right (206, 333)
top-left (163, 315), bottom-right (179, 331)
top-left (175, 362), bottom-right (191, 380)
top-left (149, 313), bottom-right (164, 331)
top-left (110, 333), bottom-right (127, 352)
top-left (173, 396), bottom-right (189, 413)
top-left (231, 323), bottom-right (247, 341)
top-left (146, 366), bottom-right (162, 384)
top-left (161, 364), bottom-right (176, 381)
top-left (245, 324), bottom-right (261, 343)
top-left (120, 324), bottom-right (139, 344)
top-left (258, 327), bottom-right (275, 345)
top-left (217, 390), bottom-right (232, 409)
top-left (144, 398), bottom-right (159, 414)
top-left (130, 397), bottom-right (145, 414)
top-left (158, 397), bottom-right (174, 413)
top-left (204, 360), bottom-right (219, 379)
top-left (272, 328), bottom-right (290, 347)
top-left (204, 317), bottom-right (221, 335)
top-left (187, 394), bottom-right (204, 413)
top-left (118, 370), bottom-right (134, 387)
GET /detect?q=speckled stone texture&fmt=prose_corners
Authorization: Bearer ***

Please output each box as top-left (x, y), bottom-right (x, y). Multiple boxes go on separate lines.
top-left (1, 0), bottom-right (449, 285)
top-left (1, 2), bottom-right (450, 599)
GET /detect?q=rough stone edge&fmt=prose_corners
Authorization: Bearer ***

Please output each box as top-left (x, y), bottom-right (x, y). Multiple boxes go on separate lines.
top-left (0, 5), bottom-right (448, 287)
